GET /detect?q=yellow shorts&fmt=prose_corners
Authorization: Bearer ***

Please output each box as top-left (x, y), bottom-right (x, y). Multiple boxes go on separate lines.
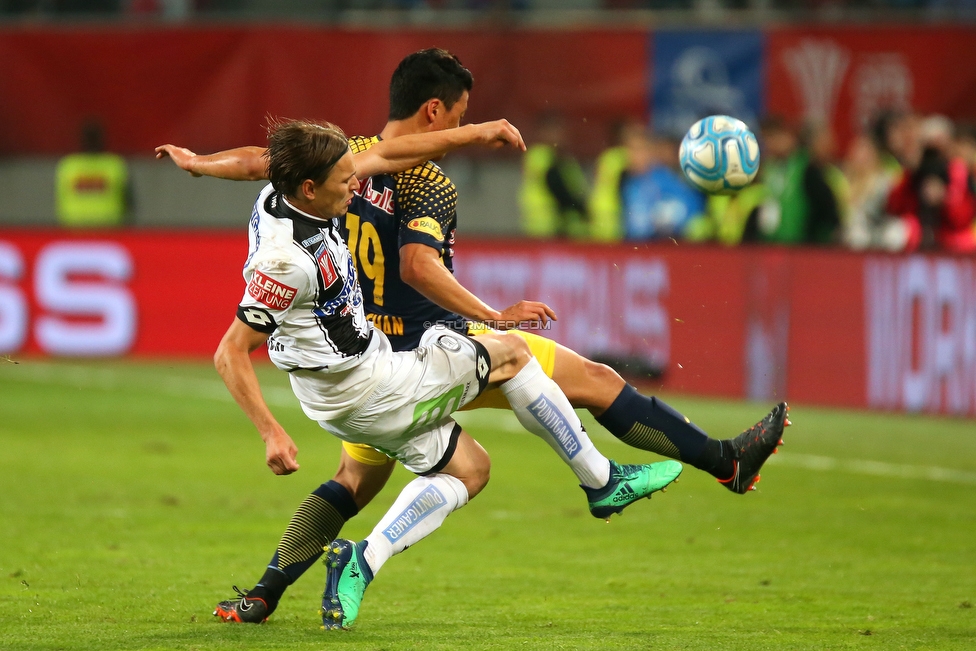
top-left (341, 328), bottom-right (558, 466)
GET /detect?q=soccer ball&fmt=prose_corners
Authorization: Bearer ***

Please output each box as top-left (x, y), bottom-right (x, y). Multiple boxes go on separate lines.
top-left (678, 115), bottom-right (760, 194)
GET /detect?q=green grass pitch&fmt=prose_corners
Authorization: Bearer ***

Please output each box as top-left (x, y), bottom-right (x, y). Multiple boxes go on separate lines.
top-left (1, 359), bottom-right (975, 650)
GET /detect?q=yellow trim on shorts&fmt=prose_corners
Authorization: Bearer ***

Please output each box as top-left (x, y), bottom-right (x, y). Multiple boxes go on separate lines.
top-left (342, 441), bottom-right (393, 466)
top-left (462, 326), bottom-right (557, 410)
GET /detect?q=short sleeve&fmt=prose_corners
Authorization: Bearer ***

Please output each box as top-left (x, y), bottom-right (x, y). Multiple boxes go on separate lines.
top-left (397, 164), bottom-right (457, 253)
top-left (237, 261), bottom-right (311, 333)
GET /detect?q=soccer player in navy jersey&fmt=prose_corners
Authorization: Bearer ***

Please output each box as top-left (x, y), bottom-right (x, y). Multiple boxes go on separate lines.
top-left (158, 49), bottom-right (789, 625)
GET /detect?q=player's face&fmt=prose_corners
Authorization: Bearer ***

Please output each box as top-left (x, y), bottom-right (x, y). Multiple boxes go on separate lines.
top-left (432, 91), bottom-right (469, 132)
top-left (312, 151), bottom-right (360, 219)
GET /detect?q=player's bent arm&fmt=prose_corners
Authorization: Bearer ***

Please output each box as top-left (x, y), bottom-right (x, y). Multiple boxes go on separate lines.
top-left (356, 120), bottom-right (526, 178)
top-left (155, 145), bottom-right (268, 181)
top-left (214, 319), bottom-right (299, 475)
top-left (400, 243), bottom-right (556, 327)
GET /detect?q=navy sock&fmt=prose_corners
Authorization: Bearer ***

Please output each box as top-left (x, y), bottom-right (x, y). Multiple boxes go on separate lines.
top-left (596, 384), bottom-right (731, 479)
top-left (253, 480), bottom-right (359, 607)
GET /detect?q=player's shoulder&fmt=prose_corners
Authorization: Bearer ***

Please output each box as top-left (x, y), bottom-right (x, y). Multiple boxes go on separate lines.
top-left (348, 135), bottom-right (379, 155)
top-left (396, 160), bottom-right (455, 196)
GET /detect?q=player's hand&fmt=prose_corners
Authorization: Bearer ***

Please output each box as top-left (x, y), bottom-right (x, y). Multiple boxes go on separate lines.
top-left (495, 300), bottom-right (557, 329)
top-left (154, 144), bottom-right (203, 177)
top-left (469, 120), bottom-right (526, 152)
top-left (264, 430), bottom-right (300, 475)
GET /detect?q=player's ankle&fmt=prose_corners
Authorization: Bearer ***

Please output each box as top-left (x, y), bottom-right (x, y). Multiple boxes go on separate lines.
top-left (695, 438), bottom-right (734, 480)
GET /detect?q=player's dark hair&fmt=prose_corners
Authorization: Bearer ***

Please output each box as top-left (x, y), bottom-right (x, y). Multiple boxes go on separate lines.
top-left (388, 48), bottom-right (474, 121)
top-left (266, 118), bottom-right (349, 198)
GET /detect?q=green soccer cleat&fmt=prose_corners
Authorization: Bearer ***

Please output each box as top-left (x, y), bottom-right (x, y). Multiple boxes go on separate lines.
top-left (321, 539), bottom-right (373, 630)
top-left (583, 459), bottom-right (683, 519)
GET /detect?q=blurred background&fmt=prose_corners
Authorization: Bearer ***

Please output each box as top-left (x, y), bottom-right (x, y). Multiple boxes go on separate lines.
top-left (1, 1), bottom-right (975, 417)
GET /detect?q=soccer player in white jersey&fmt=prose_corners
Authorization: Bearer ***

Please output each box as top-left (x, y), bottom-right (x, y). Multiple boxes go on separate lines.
top-left (216, 119), bottom-right (684, 629)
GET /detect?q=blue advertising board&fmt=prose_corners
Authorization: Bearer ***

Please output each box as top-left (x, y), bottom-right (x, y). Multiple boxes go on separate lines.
top-left (651, 30), bottom-right (764, 137)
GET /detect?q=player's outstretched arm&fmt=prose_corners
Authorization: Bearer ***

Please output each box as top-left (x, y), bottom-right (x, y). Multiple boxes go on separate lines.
top-left (155, 145), bottom-right (268, 181)
top-left (214, 319), bottom-right (300, 475)
top-left (156, 120), bottom-right (524, 182)
top-left (400, 243), bottom-right (556, 328)
top-left (355, 120), bottom-right (526, 178)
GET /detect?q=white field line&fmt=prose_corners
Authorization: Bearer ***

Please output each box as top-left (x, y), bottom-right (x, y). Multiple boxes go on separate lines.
top-left (1, 360), bottom-right (299, 409)
top-left (7, 363), bottom-right (976, 486)
top-left (762, 452), bottom-right (976, 485)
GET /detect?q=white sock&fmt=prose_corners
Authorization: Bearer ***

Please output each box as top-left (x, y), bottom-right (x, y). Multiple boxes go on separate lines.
top-left (500, 358), bottom-right (611, 489)
top-left (362, 473), bottom-right (468, 576)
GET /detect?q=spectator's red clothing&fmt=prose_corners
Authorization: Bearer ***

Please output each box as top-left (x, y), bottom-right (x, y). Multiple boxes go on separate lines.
top-left (886, 159), bottom-right (976, 252)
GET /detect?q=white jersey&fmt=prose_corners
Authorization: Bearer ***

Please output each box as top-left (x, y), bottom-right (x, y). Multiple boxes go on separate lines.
top-left (237, 183), bottom-right (391, 419)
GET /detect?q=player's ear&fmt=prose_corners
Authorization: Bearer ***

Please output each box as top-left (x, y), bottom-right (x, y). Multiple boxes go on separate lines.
top-left (300, 178), bottom-right (317, 201)
top-left (423, 99), bottom-right (441, 126)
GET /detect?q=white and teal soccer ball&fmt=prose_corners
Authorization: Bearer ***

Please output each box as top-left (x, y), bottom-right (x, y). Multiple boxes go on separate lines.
top-left (678, 115), bottom-right (760, 194)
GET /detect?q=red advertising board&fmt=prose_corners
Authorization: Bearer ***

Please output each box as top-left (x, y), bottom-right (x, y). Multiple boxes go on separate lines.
top-left (766, 26), bottom-right (976, 148)
top-left (2, 231), bottom-right (973, 416)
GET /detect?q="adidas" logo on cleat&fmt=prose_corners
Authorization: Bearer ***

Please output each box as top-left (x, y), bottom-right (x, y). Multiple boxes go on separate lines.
top-left (612, 484), bottom-right (637, 503)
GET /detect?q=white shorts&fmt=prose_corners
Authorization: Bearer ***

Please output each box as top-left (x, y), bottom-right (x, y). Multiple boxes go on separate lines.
top-left (318, 326), bottom-right (491, 474)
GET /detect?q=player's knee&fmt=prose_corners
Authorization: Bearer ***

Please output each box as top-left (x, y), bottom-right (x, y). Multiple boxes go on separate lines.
top-left (463, 447), bottom-right (491, 498)
top-left (498, 332), bottom-right (533, 370)
top-left (449, 434), bottom-right (491, 499)
top-left (585, 359), bottom-right (624, 389)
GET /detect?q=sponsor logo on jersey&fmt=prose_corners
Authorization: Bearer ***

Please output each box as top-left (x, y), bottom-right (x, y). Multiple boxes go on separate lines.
top-left (247, 270), bottom-right (297, 310)
top-left (357, 177), bottom-right (394, 214)
top-left (301, 233), bottom-right (324, 247)
top-left (315, 244), bottom-right (340, 287)
top-left (527, 395), bottom-right (581, 459)
top-left (407, 217), bottom-right (443, 240)
top-left (383, 485), bottom-right (447, 543)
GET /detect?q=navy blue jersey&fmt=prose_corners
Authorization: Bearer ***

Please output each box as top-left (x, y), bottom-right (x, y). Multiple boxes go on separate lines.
top-left (344, 136), bottom-right (467, 351)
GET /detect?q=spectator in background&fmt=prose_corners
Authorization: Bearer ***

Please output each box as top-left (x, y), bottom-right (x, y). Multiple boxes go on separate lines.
top-left (519, 111), bottom-right (589, 239)
top-left (886, 115), bottom-right (976, 252)
top-left (619, 128), bottom-right (707, 241)
top-left (587, 118), bottom-right (645, 242)
top-left (871, 109), bottom-right (911, 178)
top-left (750, 118), bottom-right (842, 245)
top-left (842, 132), bottom-right (907, 251)
top-left (954, 123), bottom-right (976, 178)
top-left (56, 120), bottom-right (131, 228)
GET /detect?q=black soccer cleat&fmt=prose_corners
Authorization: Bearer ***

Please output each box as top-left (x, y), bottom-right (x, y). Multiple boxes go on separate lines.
top-left (213, 585), bottom-right (271, 623)
top-left (718, 402), bottom-right (790, 494)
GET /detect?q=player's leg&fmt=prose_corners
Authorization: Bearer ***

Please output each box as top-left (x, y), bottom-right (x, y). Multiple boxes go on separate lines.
top-left (548, 343), bottom-right (789, 493)
top-left (323, 429), bottom-right (491, 629)
top-left (477, 332), bottom-right (683, 518)
top-left (213, 447), bottom-right (394, 623)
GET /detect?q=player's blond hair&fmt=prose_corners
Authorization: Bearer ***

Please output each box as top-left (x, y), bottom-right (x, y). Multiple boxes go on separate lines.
top-left (266, 118), bottom-right (349, 198)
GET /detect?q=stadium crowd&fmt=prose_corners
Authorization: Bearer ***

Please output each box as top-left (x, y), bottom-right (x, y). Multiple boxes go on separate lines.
top-left (2, 0), bottom-right (974, 18)
top-left (520, 111), bottom-right (976, 254)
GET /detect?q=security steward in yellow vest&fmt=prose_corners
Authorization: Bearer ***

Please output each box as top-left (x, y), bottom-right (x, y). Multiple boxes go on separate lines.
top-left (519, 113), bottom-right (589, 239)
top-left (56, 123), bottom-right (130, 228)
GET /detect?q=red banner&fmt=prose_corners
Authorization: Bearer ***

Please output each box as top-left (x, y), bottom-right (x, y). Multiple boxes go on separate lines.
top-left (0, 26), bottom-right (646, 158)
top-left (3, 230), bottom-right (974, 416)
top-left (766, 26), bottom-right (976, 148)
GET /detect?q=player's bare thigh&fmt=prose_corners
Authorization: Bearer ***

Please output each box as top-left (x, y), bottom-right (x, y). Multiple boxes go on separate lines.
top-left (550, 343), bottom-right (625, 414)
top-left (475, 331), bottom-right (534, 383)
top-left (466, 331), bottom-right (624, 413)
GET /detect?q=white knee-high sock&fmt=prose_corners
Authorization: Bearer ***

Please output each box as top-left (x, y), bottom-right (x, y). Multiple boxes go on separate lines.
top-left (362, 473), bottom-right (468, 576)
top-left (500, 358), bottom-right (611, 489)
